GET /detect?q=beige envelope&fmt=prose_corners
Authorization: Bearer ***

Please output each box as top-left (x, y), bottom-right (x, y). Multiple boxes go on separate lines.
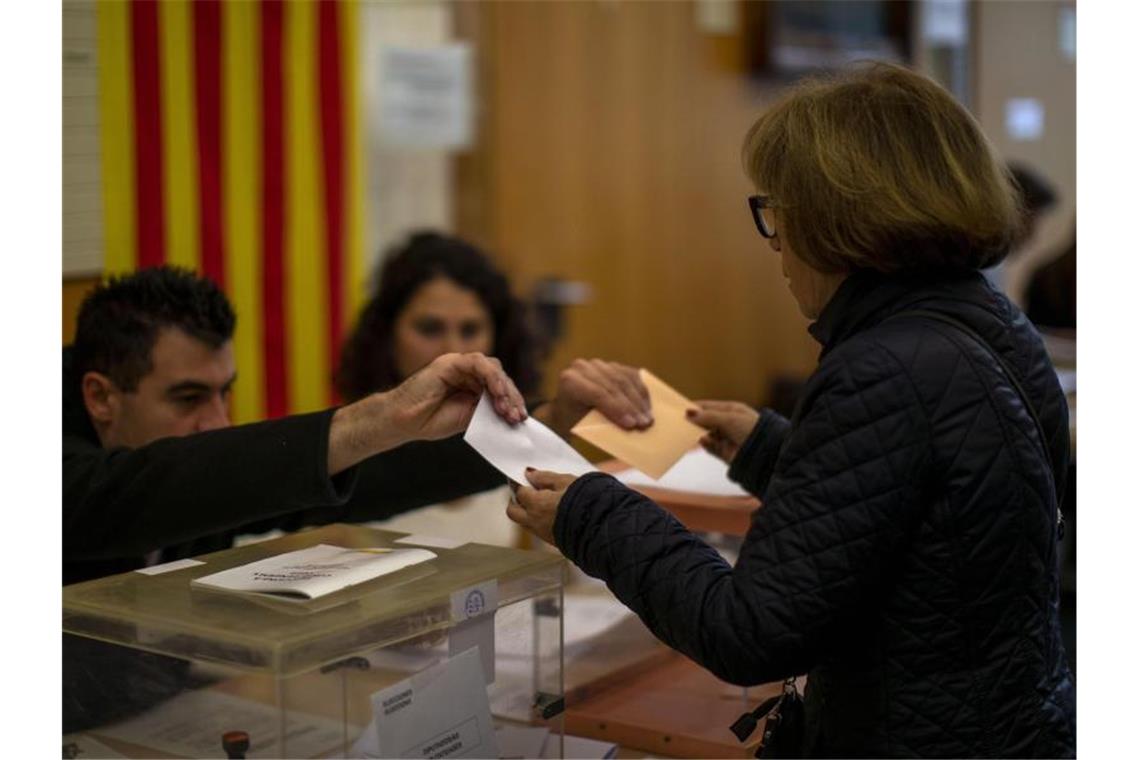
top-left (571, 368), bottom-right (706, 479)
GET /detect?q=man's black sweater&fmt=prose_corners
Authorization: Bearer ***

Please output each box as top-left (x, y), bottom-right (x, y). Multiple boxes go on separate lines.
top-left (63, 348), bottom-right (506, 586)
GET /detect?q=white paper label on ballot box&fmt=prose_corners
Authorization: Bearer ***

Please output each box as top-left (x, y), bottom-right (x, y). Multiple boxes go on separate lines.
top-left (356, 647), bottom-right (500, 759)
top-left (449, 580), bottom-right (498, 684)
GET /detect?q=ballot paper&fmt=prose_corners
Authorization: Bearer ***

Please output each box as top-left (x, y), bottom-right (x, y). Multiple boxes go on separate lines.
top-left (463, 392), bottom-right (596, 484)
top-left (191, 544), bottom-right (436, 600)
top-left (571, 369), bottom-right (706, 479)
top-left (352, 647), bottom-right (498, 759)
top-left (614, 446), bottom-right (750, 497)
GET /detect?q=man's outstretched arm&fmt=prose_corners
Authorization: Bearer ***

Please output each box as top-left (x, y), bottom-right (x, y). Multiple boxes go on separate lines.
top-left (64, 353), bottom-right (525, 560)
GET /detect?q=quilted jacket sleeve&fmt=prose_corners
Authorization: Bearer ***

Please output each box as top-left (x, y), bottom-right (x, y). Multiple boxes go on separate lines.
top-left (554, 339), bottom-right (932, 685)
top-left (728, 409), bottom-right (791, 499)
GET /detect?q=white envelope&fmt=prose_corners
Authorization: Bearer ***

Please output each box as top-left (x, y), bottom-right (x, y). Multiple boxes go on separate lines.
top-left (463, 392), bottom-right (596, 484)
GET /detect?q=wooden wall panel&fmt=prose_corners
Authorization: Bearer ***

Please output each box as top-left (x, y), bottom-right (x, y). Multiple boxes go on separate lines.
top-left (456, 1), bottom-right (818, 407)
top-left (63, 276), bottom-right (101, 344)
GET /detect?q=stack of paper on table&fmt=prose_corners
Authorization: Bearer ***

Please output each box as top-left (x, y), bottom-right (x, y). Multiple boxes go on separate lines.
top-left (463, 392), bottom-right (596, 484)
top-left (191, 544), bottom-right (435, 600)
top-left (614, 447), bottom-right (750, 498)
top-left (571, 369), bottom-right (706, 479)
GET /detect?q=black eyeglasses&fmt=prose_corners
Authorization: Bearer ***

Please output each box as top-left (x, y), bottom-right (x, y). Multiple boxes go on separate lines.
top-left (748, 195), bottom-right (778, 239)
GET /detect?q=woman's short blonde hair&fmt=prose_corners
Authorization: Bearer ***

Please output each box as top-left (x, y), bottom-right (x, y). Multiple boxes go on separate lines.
top-left (743, 62), bottom-right (1020, 273)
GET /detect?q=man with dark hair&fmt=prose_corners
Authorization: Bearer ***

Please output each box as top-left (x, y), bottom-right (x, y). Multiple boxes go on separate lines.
top-left (69, 266), bottom-right (238, 452)
top-left (63, 266), bottom-right (532, 731)
top-left (64, 267), bottom-right (531, 586)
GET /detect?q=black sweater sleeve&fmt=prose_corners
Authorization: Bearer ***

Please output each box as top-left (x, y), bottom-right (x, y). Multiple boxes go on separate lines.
top-left (338, 435), bottom-right (507, 523)
top-left (63, 410), bottom-right (356, 560)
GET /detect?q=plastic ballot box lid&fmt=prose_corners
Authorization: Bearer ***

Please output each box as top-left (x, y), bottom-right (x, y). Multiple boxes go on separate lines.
top-left (63, 524), bottom-right (564, 677)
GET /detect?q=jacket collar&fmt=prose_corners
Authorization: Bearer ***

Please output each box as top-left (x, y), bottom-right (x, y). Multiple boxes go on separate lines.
top-left (808, 268), bottom-right (990, 358)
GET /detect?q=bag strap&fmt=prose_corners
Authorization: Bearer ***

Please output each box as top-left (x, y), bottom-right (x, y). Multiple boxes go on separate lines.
top-left (885, 309), bottom-right (1064, 540)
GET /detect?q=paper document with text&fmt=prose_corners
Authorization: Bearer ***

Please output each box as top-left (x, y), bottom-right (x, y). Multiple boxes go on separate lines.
top-left (191, 544), bottom-right (435, 600)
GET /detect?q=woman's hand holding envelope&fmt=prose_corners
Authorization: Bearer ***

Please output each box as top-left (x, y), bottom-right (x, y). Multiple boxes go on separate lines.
top-left (685, 400), bottom-right (761, 465)
top-left (533, 358), bottom-right (653, 437)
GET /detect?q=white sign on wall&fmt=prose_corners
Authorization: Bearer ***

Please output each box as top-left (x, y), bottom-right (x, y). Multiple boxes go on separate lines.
top-left (1005, 98), bottom-right (1045, 142)
top-left (376, 44), bottom-right (473, 150)
top-left (1059, 6), bottom-right (1076, 62)
top-left (921, 0), bottom-right (969, 46)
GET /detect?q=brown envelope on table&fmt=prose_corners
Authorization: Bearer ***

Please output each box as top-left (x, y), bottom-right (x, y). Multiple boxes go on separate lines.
top-left (570, 369), bottom-right (705, 479)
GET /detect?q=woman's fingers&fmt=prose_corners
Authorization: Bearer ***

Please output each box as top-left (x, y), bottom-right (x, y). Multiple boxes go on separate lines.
top-left (524, 468), bottom-right (577, 491)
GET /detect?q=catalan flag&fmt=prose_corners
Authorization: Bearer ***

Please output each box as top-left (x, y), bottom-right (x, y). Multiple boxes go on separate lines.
top-left (97, 0), bottom-right (365, 423)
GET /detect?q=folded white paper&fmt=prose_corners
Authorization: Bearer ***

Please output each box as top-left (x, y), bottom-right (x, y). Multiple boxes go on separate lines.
top-left (191, 544), bottom-right (436, 600)
top-left (354, 647), bottom-right (499, 759)
top-left (394, 533), bottom-right (467, 550)
top-left (614, 447), bottom-right (750, 497)
top-left (135, 557), bottom-right (205, 575)
top-left (463, 392), bottom-right (596, 484)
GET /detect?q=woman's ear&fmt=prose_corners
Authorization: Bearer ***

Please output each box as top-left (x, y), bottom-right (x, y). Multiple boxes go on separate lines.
top-left (81, 371), bottom-right (118, 425)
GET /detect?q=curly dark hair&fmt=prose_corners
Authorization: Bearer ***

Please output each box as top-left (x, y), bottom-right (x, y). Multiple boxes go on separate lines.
top-left (72, 266), bottom-right (236, 391)
top-left (336, 231), bottom-right (540, 401)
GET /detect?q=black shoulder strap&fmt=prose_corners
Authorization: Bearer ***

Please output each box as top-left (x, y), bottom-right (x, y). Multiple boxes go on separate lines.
top-left (885, 309), bottom-right (1064, 539)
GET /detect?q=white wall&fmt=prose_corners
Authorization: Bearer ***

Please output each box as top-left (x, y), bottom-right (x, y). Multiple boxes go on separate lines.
top-left (62, 0), bottom-right (105, 277)
top-left (360, 0), bottom-right (455, 282)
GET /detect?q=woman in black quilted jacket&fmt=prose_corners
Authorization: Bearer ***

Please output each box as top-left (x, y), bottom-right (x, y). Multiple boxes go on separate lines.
top-left (509, 62), bottom-right (1075, 758)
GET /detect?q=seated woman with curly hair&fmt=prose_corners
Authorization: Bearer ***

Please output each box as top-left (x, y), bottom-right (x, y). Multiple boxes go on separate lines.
top-left (336, 231), bottom-right (651, 543)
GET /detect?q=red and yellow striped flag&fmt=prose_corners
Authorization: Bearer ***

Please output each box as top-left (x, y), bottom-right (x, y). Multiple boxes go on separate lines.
top-left (97, 0), bottom-right (365, 423)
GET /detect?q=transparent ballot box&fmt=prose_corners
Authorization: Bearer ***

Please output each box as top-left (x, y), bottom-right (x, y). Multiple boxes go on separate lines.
top-left (62, 524), bottom-right (566, 759)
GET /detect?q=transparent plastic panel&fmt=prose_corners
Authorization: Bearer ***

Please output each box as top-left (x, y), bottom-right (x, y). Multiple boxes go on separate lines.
top-left (63, 526), bottom-right (564, 759)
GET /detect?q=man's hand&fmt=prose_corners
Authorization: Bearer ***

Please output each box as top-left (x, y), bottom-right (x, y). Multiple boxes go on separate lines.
top-left (508, 468), bottom-right (579, 546)
top-left (685, 400), bottom-right (760, 464)
top-left (385, 352), bottom-right (526, 440)
top-left (328, 352), bottom-right (526, 474)
top-left (534, 358), bottom-right (653, 437)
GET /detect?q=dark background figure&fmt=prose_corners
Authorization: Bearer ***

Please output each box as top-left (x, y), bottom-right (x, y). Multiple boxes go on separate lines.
top-left (1008, 161), bottom-right (1059, 251)
top-left (1025, 226), bottom-right (1077, 330)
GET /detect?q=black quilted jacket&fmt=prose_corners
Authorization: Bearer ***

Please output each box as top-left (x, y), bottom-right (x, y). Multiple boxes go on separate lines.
top-left (555, 269), bottom-right (1076, 758)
